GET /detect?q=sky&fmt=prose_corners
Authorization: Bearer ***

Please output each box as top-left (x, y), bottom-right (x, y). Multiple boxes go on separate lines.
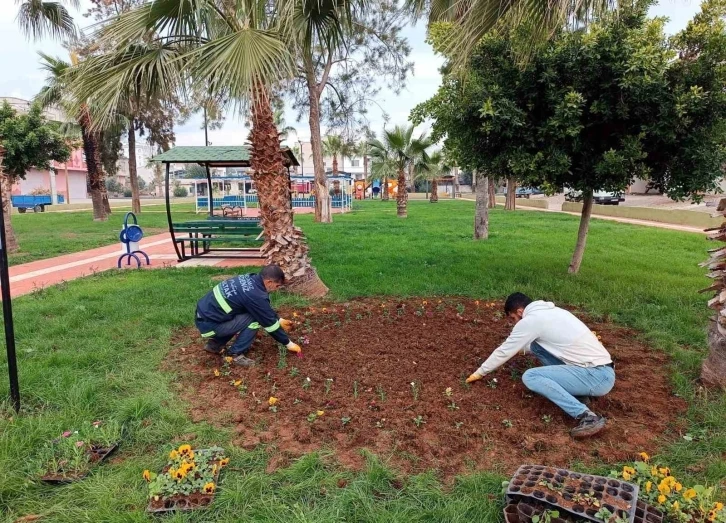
top-left (0, 0), bottom-right (704, 150)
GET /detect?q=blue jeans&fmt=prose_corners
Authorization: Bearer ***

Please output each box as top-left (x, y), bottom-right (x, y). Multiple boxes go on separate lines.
top-left (522, 342), bottom-right (615, 418)
top-left (195, 312), bottom-right (259, 356)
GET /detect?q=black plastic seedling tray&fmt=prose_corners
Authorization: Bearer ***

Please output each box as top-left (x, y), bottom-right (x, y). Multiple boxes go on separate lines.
top-left (634, 500), bottom-right (664, 523)
top-left (41, 443), bottom-right (119, 484)
top-left (506, 464), bottom-right (639, 523)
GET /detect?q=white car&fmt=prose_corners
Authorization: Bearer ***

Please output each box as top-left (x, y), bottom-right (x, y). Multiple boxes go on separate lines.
top-left (564, 189), bottom-right (624, 205)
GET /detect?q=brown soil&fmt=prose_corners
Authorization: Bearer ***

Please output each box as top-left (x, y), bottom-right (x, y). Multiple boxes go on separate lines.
top-left (166, 298), bottom-right (686, 480)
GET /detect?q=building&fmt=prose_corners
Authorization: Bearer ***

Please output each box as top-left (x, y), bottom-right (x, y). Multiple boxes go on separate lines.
top-left (294, 140), bottom-right (368, 179)
top-left (1, 96), bottom-right (88, 203)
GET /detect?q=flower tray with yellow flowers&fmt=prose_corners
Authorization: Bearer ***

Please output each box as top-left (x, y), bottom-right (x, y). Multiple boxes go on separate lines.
top-left (144, 445), bottom-right (229, 513)
top-left (506, 464), bottom-right (639, 523)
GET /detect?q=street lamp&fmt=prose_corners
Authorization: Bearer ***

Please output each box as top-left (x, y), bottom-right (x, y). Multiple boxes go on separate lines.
top-left (0, 145), bottom-right (20, 412)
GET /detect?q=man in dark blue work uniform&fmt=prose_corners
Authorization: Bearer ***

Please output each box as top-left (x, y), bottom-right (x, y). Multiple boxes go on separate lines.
top-left (195, 265), bottom-right (301, 367)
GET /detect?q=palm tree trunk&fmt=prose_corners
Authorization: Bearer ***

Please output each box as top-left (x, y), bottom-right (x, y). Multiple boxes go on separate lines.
top-left (430, 179), bottom-right (438, 203)
top-left (505, 176), bottom-right (516, 210)
top-left (396, 168), bottom-right (407, 217)
top-left (382, 176), bottom-right (389, 201)
top-left (303, 54), bottom-right (331, 224)
top-left (703, 321), bottom-right (726, 389)
top-left (78, 105), bottom-right (108, 221)
top-left (488, 178), bottom-right (496, 208)
top-left (0, 173), bottom-right (19, 253)
top-left (474, 171), bottom-right (489, 240)
top-left (332, 154), bottom-right (338, 175)
top-left (128, 120), bottom-right (141, 214)
top-left (568, 192), bottom-right (593, 274)
top-left (249, 84), bottom-right (328, 297)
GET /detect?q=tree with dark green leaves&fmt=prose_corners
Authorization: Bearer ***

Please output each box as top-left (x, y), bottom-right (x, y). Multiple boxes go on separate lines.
top-left (0, 102), bottom-right (71, 252)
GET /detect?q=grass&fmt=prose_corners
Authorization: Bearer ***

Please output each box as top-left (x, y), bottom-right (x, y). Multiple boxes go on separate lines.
top-left (7, 206), bottom-right (199, 266)
top-left (0, 200), bottom-right (724, 521)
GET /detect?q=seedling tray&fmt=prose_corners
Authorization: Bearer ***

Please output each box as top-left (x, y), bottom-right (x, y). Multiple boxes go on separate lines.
top-left (634, 500), bottom-right (664, 523)
top-left (506, 464), bottom-right (639, 523)
top-left (504, 502), bottom-right (520, 523)
top-left (146, 448), bottom-right (223, 514)
top-left (41, 443), bottom-right (119, 484)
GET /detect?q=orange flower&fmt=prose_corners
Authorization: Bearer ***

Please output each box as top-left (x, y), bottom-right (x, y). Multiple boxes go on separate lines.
top-left (203, 482), bottom-right (216, 494)
top-left (142, 469), bottom-right (151, 482)
top-left (219, 457), bottom-right (230, 467)
top-left (322, 308), bottom-right (327, 312)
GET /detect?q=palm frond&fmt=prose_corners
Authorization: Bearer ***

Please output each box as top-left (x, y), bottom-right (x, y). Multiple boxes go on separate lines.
top-left (16, 0), bottom-right (77, 41)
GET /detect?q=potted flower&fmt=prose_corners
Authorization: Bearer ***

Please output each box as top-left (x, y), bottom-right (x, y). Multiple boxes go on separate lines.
top-left (145, 445), bottom-right (229, 513)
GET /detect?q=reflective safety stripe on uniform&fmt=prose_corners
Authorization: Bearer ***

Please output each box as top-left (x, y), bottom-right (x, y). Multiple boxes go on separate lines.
top-left (201, 331), bottom-right (216, 338)
top-left (264, 320), bottom-right (281, 333)
top-left (248, 322), bottom-right (260, 330)
top-left (213, 285), bottom-right (232, 313)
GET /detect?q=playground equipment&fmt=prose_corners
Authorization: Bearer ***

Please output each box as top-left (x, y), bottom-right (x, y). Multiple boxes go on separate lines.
top-left (354, 180), bottom-right (365, 199)
top-left (117, 212), bottom-right (150, 268)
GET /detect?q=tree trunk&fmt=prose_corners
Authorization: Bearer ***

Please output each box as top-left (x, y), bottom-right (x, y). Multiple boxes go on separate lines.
top-left (128, 120), bottom-right (141, 214)
top-left (249, 84), bottom-right (328, 297)
top-left (78, 105), bottom-right (108, 221)
top-left (505, 176), bottom-right (516, 210)
top-left (332, 154), bottom-right (338, 175)
top-left (430, 179), bottom-right (438, 203)
top-left (488, 178), bottom-right (496, 208)
top-left (453, 166), bottom-right (460, 198)
top-left (703, 321), bottom-right (726, 389)
top-left (396, 168), bottom-right (407, 217)
top-left (568, 192), bottom-right (593, 274)
top-left (0, 173), bottom-right (19, 253)
top-left (304, 53), bottom-right (331, 224)
top-left (382, 177), bottom-right (389, 201)
top-left (474, 171), bottom-right (489, 240)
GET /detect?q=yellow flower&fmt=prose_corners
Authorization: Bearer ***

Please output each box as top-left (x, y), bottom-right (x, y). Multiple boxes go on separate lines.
top-left (658, 482), bottom-right (671, 496)
top-left (659, 494), bottom-right (667, 504)
top-left (683, 488), bottom-right (697, 501)
top-left (187, 450), bottom-right (195, 460)
top-left (293, 312), bottom-right (299, 318)
top-left (173, 468), bottom-right (187, 481)
top-left (715, 503), bottom-right (724, 511)
top-left (675, 482), bottom-right (683, 492)
top-left (639, 452), bottom-right (650, 462)
top-left (178, 444), bottom-right (192, 456)
top-left (224, 356), bottom-right (233, 363)
top-left (659, 467), bottom-right (670, 476)
top-left (645, 481), bottom-right (652, 493)
top-left (142, 469), bottom-right (151, 482)
top-left (212, 464), bottom-right (218, 474)
top-left (268, 396), bottom-right (279, 406)
top-left (203, 482), bottom-right (216, 494)
top-left (623, 466), bottom-right (635, 475)
top-left (422, 301), bottom-right (428, 305)
top-left (316, 410), bottom-right (325, 416)
top-left (623, 470), bottom-right (632, 481)
top-left (233, 380), bottom-right (242, 387)
top-left (474, 300), bottom-right (480, 306)
top-left (651, 466), bottom-right (659, 476)
top-left (672, 501), bottom-right (680, 511)
top-left (214, 369), bottom-right (220, 377)
top-left (219, 457), bottom-right (230, 467)
top-left (169, 450), bottom-right (179, 460)
top-left (322, 308), bottom-right (327, 312)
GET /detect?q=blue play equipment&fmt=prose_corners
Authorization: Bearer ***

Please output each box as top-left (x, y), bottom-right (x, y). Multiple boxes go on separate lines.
top-left (12, 194), bottom-right (65, 213)
top-left (117, 212), bottom-right (150, 268)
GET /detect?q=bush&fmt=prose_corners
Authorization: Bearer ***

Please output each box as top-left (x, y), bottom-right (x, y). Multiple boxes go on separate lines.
top-left (29, 187), bottom-right (51, 195)
top-left (123, 190), bottom-right (132, 198)
top-left (173, 186), bottom-right (188, 198)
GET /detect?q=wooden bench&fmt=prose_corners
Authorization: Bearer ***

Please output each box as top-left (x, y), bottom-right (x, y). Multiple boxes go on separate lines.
top-left (172, 219), bottom-right (264, 260)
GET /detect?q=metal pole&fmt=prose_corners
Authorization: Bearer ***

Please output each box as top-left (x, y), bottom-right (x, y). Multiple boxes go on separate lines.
top-left (0, 147), bottom-right (20, 412)
top-left (298, 139), bottom-right (303, 175)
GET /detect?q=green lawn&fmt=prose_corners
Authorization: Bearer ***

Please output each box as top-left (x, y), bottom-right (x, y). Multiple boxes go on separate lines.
top-left (1, 200), bottom-right (724, 522)
top-left (8, 206), bottom-right (199, 266)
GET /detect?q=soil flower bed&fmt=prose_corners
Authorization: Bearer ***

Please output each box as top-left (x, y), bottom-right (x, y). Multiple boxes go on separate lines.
top-left (168, 298), bottom-right (686, 478)
top-left (144, 445), bottom-right (228, 513)
top-left (37, 420), bottom-right (120, 483)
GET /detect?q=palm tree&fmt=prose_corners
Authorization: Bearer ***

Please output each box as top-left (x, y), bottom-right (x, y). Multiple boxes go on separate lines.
top-left (416, 149), bottom-right (451, 203)
top-left (369, 125), bottom-right (430, 217)
top-left (368, 148), bottom-right (396, 201)
top-left (322, 134), bottom-right (344, 175)
top-left (15, 0), bottom-right (78, 40)
top-left (70, 0), bottom-right (328, 297)
top-left (35, 52), bottom-right (112, 221)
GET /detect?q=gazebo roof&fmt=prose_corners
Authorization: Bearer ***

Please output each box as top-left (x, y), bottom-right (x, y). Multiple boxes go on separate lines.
top-left (152, 146), bottom-right (299, 167)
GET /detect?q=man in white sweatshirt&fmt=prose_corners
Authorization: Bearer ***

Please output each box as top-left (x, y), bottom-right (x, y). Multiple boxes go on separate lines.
top-left (466, 293), bottom-right (615, 438)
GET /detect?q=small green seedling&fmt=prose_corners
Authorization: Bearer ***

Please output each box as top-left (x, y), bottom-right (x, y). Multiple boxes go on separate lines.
top-left (353, 381), bottom-right (359, 399)
top-left (277, 344), bottom-right (287, 369)
top-left (410, 381), bottom-right (420, 401)
top-left (341, 416), bottom-right (352, 426)
top-left (324, 378), bottom-right (334, 395)
top-left (594, 507), bottom-right (614, 522)
top-left (501, 419), bottom-right (513, 428)
top-left (454, 421), bottom-right (464, 429)
top-left (302, 377), bottom-right (312, 390)
top-left (487, 378), bottom-right (498, 389)
top-left (412, 415), bottom-right (426, 427)
top-left (456, 303), bottom-right (465, 314)
top-left (289, 366), bottom-right (300, 378)
top-left (376, 384), bottom-right (386, 401)
top-left (532, 510), bottom-right (559, 523)
top-left (541, 414), bottom-right (553, 424)
top-left (293, 398), bottom-right (302, 405)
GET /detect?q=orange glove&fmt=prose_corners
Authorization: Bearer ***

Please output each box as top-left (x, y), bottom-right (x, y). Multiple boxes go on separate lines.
top-left (466, 373), bottom-right (483, 384)
top-left (286, 341), bottom-right (302, 353)
top-left (280, 318), bottom-right (294, 332)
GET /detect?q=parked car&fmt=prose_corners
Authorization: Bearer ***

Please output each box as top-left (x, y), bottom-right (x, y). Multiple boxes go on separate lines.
top-left (564, 189), bottom-right (624, 205)
top-left (515, 187), bottom-right (544, 199)
top-left (11, 194), bottom-right (65, 213)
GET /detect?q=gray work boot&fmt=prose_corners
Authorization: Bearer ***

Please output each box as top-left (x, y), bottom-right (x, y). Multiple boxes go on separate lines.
top-left (232, 354), bottom-right (256, 367)
top-left (571, 413), bottom-right (607, 439)
top-left (203, 339), bottom-right (225, 355)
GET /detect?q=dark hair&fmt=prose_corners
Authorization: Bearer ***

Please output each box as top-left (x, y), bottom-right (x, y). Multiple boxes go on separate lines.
top-left (504, 293), bottom-right (532, 315)
top-left (259, 264), bottom-right (286, 284)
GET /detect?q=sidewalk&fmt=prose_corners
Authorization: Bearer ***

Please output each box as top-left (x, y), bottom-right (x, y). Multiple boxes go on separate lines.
top-left (7, 233), bottom-right (262, 298)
